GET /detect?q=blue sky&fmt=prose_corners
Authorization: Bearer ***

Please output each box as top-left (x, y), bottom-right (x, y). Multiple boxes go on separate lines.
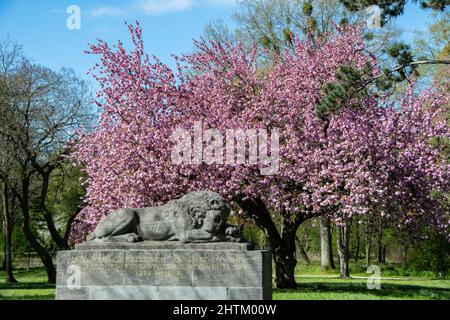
top-left (0, 0), bottom-right (435, 86)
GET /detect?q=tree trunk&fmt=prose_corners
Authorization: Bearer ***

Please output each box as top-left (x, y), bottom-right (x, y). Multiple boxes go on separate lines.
top-left (2, 180), bottom-right (17, 282)
top-left (1, 255), bottom-right (5, 271)
top-left (3, 225), bottom-right (16, 283)
top-left (272, 237), bottom-right (298, 289)
top-left (337, 223), bottom-right (351, 278)
top-left (403, 245), bottom-right (408, 266)
top-left (19, 177), bottom-right (56, 284)
top-left (365, 220), bottom-right (372, 267)
top-left (1, 241), bottom-right (6, 271)
top-left (63, 207), bottom-right (81, 244)
top-left (354, 222), bottom-right (361, 263)
top-left (320, 216), bottom-right (335, 270)
top-left (237, 197), bottom-right (302, 289)
top-left (382, 244), bottom-right (387, 263)
top-left (296, 237), bottom-right (310, 265)
top-left (377, 226), bottom-right (383, 263)
top-left (27, 250), bottom-right (31, 272)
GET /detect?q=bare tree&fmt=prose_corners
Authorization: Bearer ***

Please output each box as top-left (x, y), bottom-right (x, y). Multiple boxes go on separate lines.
top-left (0, 38), bottom-right (23, 283)
top-left (229, 0), bottom-right (399, 56)
top-left (0, 39), bottom-right (94, 283)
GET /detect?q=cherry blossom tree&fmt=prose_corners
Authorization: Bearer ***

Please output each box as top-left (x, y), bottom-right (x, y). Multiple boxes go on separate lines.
top-left (71, 22), bottom-right (449, 288)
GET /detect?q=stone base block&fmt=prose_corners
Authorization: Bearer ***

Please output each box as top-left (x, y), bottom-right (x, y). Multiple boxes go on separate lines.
top-left (56, 241), bottom-right (272, 300)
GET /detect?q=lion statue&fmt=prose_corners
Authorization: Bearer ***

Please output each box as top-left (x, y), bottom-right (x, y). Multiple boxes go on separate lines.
top-left (86, 191), bottom-right (245, 243)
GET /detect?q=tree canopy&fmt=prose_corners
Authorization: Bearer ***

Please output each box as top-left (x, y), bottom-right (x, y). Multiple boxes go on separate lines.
top-left (71, 22), bottom-right (449, 288)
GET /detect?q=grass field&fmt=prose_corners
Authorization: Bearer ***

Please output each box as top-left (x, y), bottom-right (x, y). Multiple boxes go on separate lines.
top-left (0, 268), bottom-right (55, 300)
top-left (274, 277), bottom-right (450, 300)
top-left (1, 267), bottom-right (449, 300)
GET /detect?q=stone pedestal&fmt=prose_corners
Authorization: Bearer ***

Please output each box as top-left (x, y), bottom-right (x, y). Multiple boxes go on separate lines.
top-left (56, 241), bottom-right (272, 300)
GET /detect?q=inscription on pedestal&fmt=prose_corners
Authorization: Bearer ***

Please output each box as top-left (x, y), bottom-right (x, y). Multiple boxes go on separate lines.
top-left (56, 243), bottom-right (272, 300)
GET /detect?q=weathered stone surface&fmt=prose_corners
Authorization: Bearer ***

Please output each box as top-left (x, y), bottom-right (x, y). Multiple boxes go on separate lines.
top-left (158, 286), bottom-right (228, 300)
top-left (226, 288), bottom-right (263, 300)
top-left (56, 242), bottom-right (272, 300)
top-left (56, 287), bottom-right (89, 300)
top-left (76, 240), bottom-right (253, 251)
top-left (59, 193), bottom-right (271, 300)
top-left (86, 191), bottom-right (245, 243)
top-left (89, 286), bottom-right (160, 300)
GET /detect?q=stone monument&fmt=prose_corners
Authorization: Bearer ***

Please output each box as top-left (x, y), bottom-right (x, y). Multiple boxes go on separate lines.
top-left (56, 191), bottom-right (272, 300)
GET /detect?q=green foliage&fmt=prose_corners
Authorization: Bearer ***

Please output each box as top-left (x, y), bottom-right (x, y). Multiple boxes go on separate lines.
top-left (364, 31), bottom-right (375, 41)
top-left (430, 136), bottom-right (450, 162)
top-left (316, 32), bottom-right (447, 121)
top-left (45, 165), bottom-right (86, 225)
top-left (375, 67), bottom-right (395, 90)
top-left (11, 228), bottom-right (32, 257)
top-left (407, 233), bottom-right (450, 278)
top-left (316, 62), bottom-right (374, 120)
top-left (302, 1), bottom-right (313, 16)
top-left (413, 11), bottom-right (450, 87)
top-left (419, 0), bottom-right (448, 10)
top-left (229, 0), bottom-right (375, 58)
top-left (296, 259), bottom-right (446, 278)
top-left (261, 34), bottom-right (272, 49)
top-left (339, 17), bottom-right (349, 26)
top-left (283, 28), bottom-right (293, 45)
top-left (301, 1), bottom-right (318, 34)
top-left (307, 17), bottom-right (318, 32)
top-left (339, 0), bottom-right (448, 24)
top-left (386, 42), bottom-right (419, 79)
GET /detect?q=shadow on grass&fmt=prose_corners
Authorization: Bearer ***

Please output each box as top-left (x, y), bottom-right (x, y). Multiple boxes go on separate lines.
top-left (0, 293), bottom-right (55, 300)
top-left (0, 282), bottom-right (55, 290)
top-left (275, 280), bottom-right (450, 299)
top-left (0, 267), bottom-right (54, 291)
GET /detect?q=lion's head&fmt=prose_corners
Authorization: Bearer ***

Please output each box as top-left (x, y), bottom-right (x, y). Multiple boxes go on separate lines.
top-left (178, 191), bottom-right (230, 234)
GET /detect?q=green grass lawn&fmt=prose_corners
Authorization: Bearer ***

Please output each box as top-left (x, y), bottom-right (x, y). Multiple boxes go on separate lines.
top-left (274, 277), bottom-right (450, 300)
top-left (1, 267), bottom-right (449, 300)
top-left (0, 268), bottom-right (55, 300)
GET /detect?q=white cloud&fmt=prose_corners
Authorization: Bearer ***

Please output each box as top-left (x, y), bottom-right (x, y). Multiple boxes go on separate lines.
top-left (206, 0), bottom-right (236, 6)
top-left (50, 8), bottom-right (64, 14)
top-left (135, 0), bottom-right (197, 14)
top-left (90, 0), bottom-right (236, 17)
top-left (91, 6), bottom-right (126, 17)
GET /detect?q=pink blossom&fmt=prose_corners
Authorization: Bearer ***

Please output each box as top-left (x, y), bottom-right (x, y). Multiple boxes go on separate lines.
top-left (69, 22), bottom-right (449, 243)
